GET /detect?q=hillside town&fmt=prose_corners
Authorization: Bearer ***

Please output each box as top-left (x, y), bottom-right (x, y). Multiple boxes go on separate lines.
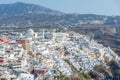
top-left (0, 29), bottom-right (119, 80)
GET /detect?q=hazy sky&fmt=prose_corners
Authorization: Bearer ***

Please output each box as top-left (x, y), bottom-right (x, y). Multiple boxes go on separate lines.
top-left (0, 0), bottom-right (120, 15)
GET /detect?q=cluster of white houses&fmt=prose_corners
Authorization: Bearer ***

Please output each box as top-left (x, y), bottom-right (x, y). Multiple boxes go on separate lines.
top-left (0, 29), bottom-right (119, 80)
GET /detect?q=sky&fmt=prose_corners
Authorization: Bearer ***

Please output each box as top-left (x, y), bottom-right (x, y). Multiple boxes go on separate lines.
top-left (0, 0), bottom-right (120, 15)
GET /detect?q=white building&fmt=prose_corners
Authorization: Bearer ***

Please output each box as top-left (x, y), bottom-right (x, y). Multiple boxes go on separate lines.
top-left (53, 33), bottom-right (67, 42)
top-left (18, 73), bottom-right (34, 80)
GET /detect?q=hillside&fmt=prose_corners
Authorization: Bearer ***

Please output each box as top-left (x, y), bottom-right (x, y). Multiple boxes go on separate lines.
top-left (1, 2), bottom-right (120, 28)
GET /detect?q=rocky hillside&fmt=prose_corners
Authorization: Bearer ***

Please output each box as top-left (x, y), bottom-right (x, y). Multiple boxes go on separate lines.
top-left (0, 2), bottom-right (62, 19)
top-left (89, 60), bottom-right (120, 80)
top-left (0, 2), bottom-right (120, 28)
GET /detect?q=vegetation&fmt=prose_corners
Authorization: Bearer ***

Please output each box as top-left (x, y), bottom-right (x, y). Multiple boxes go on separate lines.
top-left (80, 72), bottom-right (88, 79)
top-left (64, 59), bottom-right (92, 80)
